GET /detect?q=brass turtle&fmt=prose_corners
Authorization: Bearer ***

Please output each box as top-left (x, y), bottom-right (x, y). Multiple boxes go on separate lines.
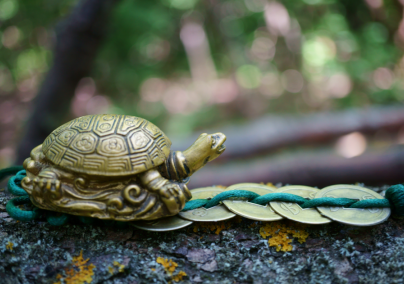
top-left (21, 114), bottom-right (226, 221)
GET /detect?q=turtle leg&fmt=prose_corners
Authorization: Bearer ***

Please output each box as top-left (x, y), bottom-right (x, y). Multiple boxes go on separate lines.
top-left (22, 144), bottom-right (66, 199)
top-left (28, 169), bottom-right (63, 201)
top-left (22, 166), bottom-right (63, 201)
top-left (139, 169), bottom-right (192, 215)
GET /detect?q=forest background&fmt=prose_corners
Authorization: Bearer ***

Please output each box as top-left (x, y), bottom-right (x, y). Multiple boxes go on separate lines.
top-left (0, 0), bottom-right (404, 188)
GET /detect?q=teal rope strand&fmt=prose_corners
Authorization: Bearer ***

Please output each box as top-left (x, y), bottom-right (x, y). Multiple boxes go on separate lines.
top-left (349, 199), bottom-right (391, 208)
top-left (183, 199), bottom-right (209, 211)
top-left (251, 193), bottom-right (308, 206)
top-left (205, 190), bottom-right (260, 208)
top-left (385, 184), bottom-right (404, 216)
top-left (300, 197), bottom-right (357, 208)
top-left (182, 185), bottom-right (403, 212)
top-left (6, 196), bottom-right (40, 222)
top-left (16, 170), bottom-right (26, 177)
top-left (47, 213), bottom-right (70, 226)
top-left (8, 175), bottom-right (28, 196)
top-left (79, 216), bottom-right (96, 225)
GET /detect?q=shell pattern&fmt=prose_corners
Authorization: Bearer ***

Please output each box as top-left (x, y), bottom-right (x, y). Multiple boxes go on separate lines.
top-left (42, 114), bottom-right (172, 176)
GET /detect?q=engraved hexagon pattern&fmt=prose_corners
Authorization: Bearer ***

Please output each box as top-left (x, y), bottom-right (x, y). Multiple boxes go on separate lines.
top-left (70, 133), bottom-right (98, 154)
top-left (71, 116), bottom-right (94, 132)
top-left (98, 136), bottom-right (128, 156)
top-left (93, 114), bottom-right (118, 136)
top-left (129, 131), bottom-right (152, 152)
top-left (116, 116), bottom-right (143, 135)
top-left (56, 129), bottom-right (77, 146)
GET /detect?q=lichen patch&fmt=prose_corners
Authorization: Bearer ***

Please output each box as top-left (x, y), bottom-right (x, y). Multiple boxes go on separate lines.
top-left (259, 221), bottom-right (309, 251)
top-left (5, 241), bottom-right (13, 251)
top-left (54, 250), bottom-right (95, 284)
top-left (155, 257), bottom-right (187, 282)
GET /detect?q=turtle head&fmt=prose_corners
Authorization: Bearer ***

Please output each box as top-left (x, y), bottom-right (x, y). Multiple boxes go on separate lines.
top-left (181, 132), bottom-right (226, 176)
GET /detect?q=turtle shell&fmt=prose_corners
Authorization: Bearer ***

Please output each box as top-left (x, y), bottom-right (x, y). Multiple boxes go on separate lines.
top-left (42, 114), bottom-right (172, 176)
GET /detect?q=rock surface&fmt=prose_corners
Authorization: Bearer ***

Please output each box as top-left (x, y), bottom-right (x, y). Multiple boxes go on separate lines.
top-left (1, 185), bottom-right (404, 284)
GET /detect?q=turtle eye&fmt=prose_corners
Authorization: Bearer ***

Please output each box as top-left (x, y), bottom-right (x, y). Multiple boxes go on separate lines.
top-left (211, 134), bottom-right (220, 146)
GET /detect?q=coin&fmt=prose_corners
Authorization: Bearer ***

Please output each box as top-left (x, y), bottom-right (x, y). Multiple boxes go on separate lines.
top-left (270, 185), bottom-right (332, 224)
top-left (315, 184), bottom-right (391, 226)
top-left (178, 187), bottom-right (236, 222)
top-left (225, 183), bottom-right (278, 191)
top-left (130, 215), bottom-right (193, 232)
top-left (222, 183), bottom-right (283, 221)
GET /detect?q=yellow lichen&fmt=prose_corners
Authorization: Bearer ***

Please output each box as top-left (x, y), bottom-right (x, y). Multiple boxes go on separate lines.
top-left (155, 257), bottom-right (187, 283)
top-left (249, 221), bottom-right (259, 228)
top-left (108, 260), bottom-right (125, 275)
top-left (292, 228), bottom-right (309, 244)
top-left (54, 250), bottom-right (96, 284)
top-left (192, 221), bottom-right (231, 234)
top-left (6, 241), bottom-right (13, 251)
top-left (156, 257), bottom-right (178, 273)
top-left (113, 261), bottom-right (125, 273)
top-left (108, 266), bottom-right (114, 275)
top-left (259, 221), bottom-right (309, 252)
top-left (172, 271), bottom-right (187, 282)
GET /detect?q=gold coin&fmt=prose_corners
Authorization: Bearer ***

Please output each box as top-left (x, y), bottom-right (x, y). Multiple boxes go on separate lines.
top-left (270, 185), bottom-right (332, 225)
top-left (315, 184), bottom-right (391, 226)
top-left (223, 183), bottom-right (283, 221)
top-left (178, 187), bottom-right (236, 222)
top-left (130, 215), bottom-right (193, 232)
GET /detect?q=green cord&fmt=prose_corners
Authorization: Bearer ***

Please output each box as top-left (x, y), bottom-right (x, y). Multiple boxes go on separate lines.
top-left (385, 184), bottom-right (404, 217)
top-left (182, 187), bottom-right (400, 215)
top-left (6, 196), bottom-right (41, 222)
top-left (47, 213), bottom-right (70, 226)
top-left (182, 190), bottom-right (394, 212)
top-left (8, 175), bottom-right (29, 196)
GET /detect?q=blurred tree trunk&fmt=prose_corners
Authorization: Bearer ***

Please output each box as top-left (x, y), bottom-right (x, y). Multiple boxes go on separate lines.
top-left (16, 0), bottom-right (120, 163)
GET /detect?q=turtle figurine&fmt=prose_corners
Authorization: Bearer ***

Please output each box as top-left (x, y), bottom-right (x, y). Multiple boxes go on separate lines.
top-left (21, 114), bottom-right (226, 221)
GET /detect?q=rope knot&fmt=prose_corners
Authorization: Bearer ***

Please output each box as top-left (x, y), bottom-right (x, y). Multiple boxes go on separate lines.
top-left (385, 184), bottom-right (404, 217)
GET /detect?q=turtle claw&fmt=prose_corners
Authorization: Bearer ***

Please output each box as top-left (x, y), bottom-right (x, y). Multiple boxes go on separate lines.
top-left (32, 171), bottom-right (61, 192)
top-left (33, 178), bottom-right (61, 190)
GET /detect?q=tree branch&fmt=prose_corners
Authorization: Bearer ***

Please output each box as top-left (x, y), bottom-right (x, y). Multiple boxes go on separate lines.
top-left (172, 106), bottom-right (404, 160)
top-left (187, 148), bottom-right (404, 188)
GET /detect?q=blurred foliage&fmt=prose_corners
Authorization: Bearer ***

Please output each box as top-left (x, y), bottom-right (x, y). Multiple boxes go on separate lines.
top-left (1, 0), bottom-right (404, 139)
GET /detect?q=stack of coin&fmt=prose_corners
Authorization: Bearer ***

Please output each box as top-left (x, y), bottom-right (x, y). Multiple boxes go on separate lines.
top-left (130, 183), bottom-right (391, 231)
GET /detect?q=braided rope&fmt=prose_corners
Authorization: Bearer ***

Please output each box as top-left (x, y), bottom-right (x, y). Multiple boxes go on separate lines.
top-left (182, 189), bottom-right (392, 212)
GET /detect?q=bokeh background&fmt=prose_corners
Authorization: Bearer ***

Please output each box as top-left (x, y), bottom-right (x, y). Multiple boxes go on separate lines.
top-left (1, 0), bottom-right (404, 187)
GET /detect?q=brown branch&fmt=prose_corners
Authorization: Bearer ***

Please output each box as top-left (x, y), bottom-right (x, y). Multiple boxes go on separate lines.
top-left (172, 106), bottom-right (404, 160)
top-left (187, 148), bottom-right (404, 188)
top-left (16, 0), bottom-right (120, 163)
